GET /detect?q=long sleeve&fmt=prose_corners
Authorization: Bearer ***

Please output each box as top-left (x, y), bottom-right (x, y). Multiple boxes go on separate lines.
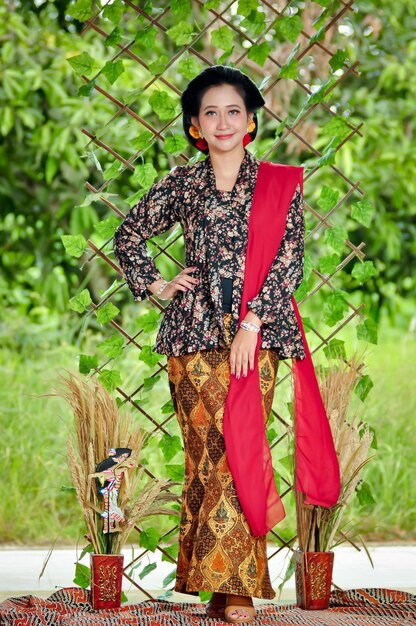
top-left (113, 166), bottom-right (183, 302)
top-left (246, 184), bottom-right (304, 325)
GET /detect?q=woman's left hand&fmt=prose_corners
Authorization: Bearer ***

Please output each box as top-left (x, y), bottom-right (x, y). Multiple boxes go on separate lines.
top-left (230, 328), bottom-right (259, 379)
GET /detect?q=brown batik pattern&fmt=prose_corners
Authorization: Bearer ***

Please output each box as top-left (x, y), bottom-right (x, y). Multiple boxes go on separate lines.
top-left (167, 313), bottom-right (279, 599)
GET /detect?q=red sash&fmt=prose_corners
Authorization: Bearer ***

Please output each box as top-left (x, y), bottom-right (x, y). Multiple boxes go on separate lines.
top-left (223, 161), bottom-right (341, 537)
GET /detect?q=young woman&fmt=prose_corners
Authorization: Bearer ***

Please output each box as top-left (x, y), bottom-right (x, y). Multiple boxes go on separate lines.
top-left (113, 65), bottom-right (339, 623)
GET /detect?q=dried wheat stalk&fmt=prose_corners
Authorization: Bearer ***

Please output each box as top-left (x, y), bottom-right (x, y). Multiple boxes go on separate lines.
top-left (295, 355), bottom-right (374, 552)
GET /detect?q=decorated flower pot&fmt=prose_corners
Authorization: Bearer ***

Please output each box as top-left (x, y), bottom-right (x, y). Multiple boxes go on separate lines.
top-left (294, 549), bottom-right (334, 610)
top-left (90, 553), bottom-right (124, 610)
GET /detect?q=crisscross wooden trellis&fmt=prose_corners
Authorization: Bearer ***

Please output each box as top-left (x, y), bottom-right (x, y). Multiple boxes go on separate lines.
top-left (69, 0), bottom-right (371, 599)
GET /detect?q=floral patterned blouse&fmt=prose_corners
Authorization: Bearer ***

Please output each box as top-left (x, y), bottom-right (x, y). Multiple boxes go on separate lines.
top-left (113, 148), bottom-right (306, 360)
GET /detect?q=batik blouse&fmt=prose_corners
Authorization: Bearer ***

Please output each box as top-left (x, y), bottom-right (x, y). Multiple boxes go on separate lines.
top-left (113, 148), bottom-right (306, 360)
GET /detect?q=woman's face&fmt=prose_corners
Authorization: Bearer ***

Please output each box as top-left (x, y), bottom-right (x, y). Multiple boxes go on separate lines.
top-left (191, 83), bottom-right (253, 154)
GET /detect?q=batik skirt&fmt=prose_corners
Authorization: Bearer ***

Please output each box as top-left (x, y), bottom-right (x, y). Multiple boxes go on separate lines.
top-left (167, 312), bottom-right (280, 599)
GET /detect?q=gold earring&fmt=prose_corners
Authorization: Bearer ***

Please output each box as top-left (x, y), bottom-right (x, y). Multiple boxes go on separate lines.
top-left (189, 124), bottom-right (202, 139)
top-left (247, 119), bottom-right (256, 133)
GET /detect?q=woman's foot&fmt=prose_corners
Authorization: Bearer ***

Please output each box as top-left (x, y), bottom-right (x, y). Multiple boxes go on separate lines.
top-left (224, 594), bottom-right (255, 623)
top-left (205, 592), bottom-right (227, 618)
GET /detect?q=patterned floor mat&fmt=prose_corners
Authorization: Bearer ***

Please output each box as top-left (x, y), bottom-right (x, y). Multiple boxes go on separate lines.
top-left (0, 587), bottom-right (415, 625)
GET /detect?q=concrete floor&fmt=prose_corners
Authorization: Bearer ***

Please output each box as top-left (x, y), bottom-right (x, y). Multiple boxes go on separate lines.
top-left (1, 543), bottom-right (415, 604)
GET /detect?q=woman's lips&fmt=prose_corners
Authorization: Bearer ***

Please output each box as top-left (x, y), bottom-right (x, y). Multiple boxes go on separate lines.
top-left (215, 134), bottom-right (234, 139)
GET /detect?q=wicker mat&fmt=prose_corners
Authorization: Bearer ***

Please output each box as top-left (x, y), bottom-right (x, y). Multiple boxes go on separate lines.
top-left (0, 587), bottom-right (415, 625)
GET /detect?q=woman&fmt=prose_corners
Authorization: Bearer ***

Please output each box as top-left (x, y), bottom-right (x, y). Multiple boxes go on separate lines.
top-left (113, 65), bottom-right (339, 623)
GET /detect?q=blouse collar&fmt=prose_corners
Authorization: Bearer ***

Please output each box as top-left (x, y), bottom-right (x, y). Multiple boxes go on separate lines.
top-left (204, 148), bottom-right (258, 195)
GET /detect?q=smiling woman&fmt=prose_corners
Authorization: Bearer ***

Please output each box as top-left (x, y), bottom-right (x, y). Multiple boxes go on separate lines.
top-left (113, 65), bottom-right (316, 624)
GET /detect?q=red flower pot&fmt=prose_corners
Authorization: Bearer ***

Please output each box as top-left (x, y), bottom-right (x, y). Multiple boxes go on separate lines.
top-left (90, 553), bottom-right (124, 610)
top-left (294, 549), bottom-right (334, 610)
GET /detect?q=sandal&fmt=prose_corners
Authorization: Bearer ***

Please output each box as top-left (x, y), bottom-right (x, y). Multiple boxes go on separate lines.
top-left (224, 595), bottom-right (255, 623)
top-left (205, 592), bottom-right (227, 619)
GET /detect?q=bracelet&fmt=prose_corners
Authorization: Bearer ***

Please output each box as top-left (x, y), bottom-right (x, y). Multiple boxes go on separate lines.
top-left (156, 280), bottom-right (168, 298)
top-left (240, 320), bottom-right (261, 333)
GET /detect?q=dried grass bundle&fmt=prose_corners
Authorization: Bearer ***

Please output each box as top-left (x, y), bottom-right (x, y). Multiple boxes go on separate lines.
top-left (50, 370), bottom-right (181, 554)
top-left (295, 355), bottom-right (374, 553)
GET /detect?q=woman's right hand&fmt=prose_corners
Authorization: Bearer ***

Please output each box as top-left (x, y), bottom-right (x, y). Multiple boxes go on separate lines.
top-left (159, 266), bottom-right (199, 300)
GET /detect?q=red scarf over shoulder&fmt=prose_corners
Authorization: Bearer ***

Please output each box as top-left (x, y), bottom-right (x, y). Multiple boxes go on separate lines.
top-left (223, 161), bottom-right (341, 537)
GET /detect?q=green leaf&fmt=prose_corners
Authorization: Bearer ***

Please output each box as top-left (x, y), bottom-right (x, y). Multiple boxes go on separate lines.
top-left (148, 90), bottom-right (180, 121)
top-left (98, 335), bottom-right (124, 359)
top-left (61, 234), bottom-right (88, 258)
top-left (306, 77), bottom-right (336, 105)
top-left (161, 544), bottom-right (179, 563)
top-left (279, 58), bottom-right (298, 79)
top-left (139, 528), bottom-right (160, 552)
top-left (171, 0), bottom-right (192, 16)
top-left (237, 0), bottom-right (259, 16)
top-left (318, 185), bottom-right (340, 211)
top-left (309, 24), bottom-right (326, 44)
top-left (148, 54), bottom-right (168, 76)
top-left (303, 252), bottom-right (314, 281)
top-left (95, 302), bottom-right (120, 325)
top-left (247, 42), bottom-right (271, 67)
top-left (266, 427), bottom-right (278, 444)
top-left (275, 15), bottom-right (303, 43)
top-left (166, 21), bottom-right (195, 45)
top-left (73, 562), bottom-right (90, 588)
top-left (279, 42), bottom-right (300, 79)
top-left (139, 346), bottom-right (162, 368)
top-left (322, 289), bottom-right (349, 326)
top-left (103, 0), bottom-right (124, 24)
top-left (105, 26), bottom-right (123, 47)
top-left (356, 480), bottom-right (375, 506)
top-left (103, 160), bottom-right (122, 181)
top-left (79, 354), bottom-right (98, 374)
top-left (143, 375), bottom-right (161, 390)
top-left (161, 400), bottom-right (175, 414)
top-left (177, 57), bottom-right (203, 80)
top-left (67, 52), bottom-right (96, 77)
top-left (205, 0), bottom-right (221, 8)
top-left (160, 434), bottom-right (182, 462)
top-left (211, 26), bottom-right (234, 52)
top-left (323, 338), bottom-right (346, 360)
top-left (138, 562), bottom-right (157, 579)
top-left (240, 9), bottom-right (266, 36)
top-left (131, 130), bottom-right (154, 151)
top-left (369, 426), bottom-right (378, 450)
top-left (354, 374), bottom-right (374, 401)
top-left (165, 464), bottom-right (184, 481)
top-left (320, 116), bottom-right (351, 142)
top-left (301, 316), bottom-right (313, 332)
top-left (78, 80), bottom-right (95, 97)
top-left (324, 225), bottom-right (347, 253)
top-left (131, 163), bottom-right (158, 190)
top-left (137, 309), bottom-right (161, 332)
top-left (79, 544), bottom-right (94, 560)
top-left (98, 369), bottom-right (122, 392)
top-left (164, 134), bottom-right (188, 156)
top-left (69, 289), bottom-right (92, 314)
top-left (318, 253), bottom-right (339, 274)
top-left (317, 148), bottom-right (336, 167)
top-left (163, 568), bottom-right (177, 587)
top-left (67, 0), bottom-right (92, 22)
top-left (351, 260), bottom-right (376, 284)
top-left (356, 318), bottom-right (378, 344)
top-left (330, 49), bottom-right (347, 72)
top-left (351, 199), bottom-right (374, 228)
top-left (93, 215), bottom-right (120, 240)
top-left (135, 26), bottom-right (157, 48)
top-left (101, 60), bottom-right (125, 85)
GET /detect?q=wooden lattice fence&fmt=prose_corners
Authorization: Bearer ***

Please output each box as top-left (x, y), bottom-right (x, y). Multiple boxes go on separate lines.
top-left (66, 0), bottom-right (374, 599)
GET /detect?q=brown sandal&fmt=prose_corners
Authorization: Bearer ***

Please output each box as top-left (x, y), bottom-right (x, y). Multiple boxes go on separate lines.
top-left (224, 595), bottom-right (255, 623)
top-left (205, 592), bottom-right (227, 619)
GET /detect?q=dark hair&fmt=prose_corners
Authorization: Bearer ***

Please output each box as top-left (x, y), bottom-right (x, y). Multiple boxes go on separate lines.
top-left (181, 65), bottom-right (265, 154)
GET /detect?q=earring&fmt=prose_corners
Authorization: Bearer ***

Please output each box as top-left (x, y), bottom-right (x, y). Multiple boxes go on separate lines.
top-left (189, 124), bottom-right (202, 139)
top-left (247, 119), bottom-right (256, 133)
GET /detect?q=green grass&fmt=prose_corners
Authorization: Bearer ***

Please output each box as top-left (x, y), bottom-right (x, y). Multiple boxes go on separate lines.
top-left (1, 311), bottom-right (415, 545)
